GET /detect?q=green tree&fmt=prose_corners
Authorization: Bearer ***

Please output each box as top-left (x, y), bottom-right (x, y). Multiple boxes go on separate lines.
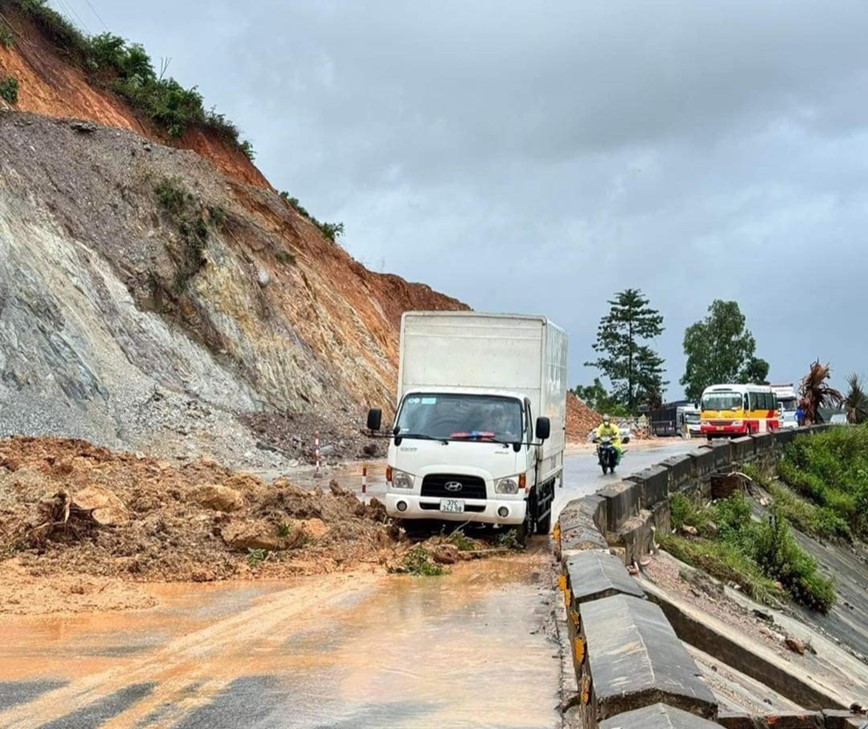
top-left (681, 300), bottom-right (767, 402)
top-left (844, 374), bottom-right (868, 425)
top-left (573, 378), bottom-right (628, 417)
top-left (585, 288), bottom-right (667, 412)
top-left (744, 356), bottom-right (770, 385)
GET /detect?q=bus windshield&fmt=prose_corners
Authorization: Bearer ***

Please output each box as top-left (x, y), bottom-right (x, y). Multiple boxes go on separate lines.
top-left (701, 392), bottom-right (743, 412)
top-left (396, 393), bottom-right (523, 442)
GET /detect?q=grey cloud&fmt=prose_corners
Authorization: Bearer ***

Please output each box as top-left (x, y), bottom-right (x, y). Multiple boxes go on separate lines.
top-left (61, 0), bottom-right (868, 393)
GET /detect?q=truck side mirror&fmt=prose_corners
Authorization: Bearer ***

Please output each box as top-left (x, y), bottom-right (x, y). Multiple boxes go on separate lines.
top-left (367, 408), bottom-right (382, 432)
top-left (535, 416), bottom-right (551, 441)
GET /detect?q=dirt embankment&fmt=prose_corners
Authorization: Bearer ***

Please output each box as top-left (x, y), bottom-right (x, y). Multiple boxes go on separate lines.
top-left (566, 392), bottom-right (602, 442)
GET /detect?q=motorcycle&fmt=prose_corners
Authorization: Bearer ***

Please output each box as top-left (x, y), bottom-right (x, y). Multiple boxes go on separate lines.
top-left (597, 436), bottom-right (618, 475)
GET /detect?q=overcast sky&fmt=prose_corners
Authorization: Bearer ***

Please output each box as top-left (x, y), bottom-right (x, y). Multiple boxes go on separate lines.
top-left (57, 0), bottom-right (868, 398)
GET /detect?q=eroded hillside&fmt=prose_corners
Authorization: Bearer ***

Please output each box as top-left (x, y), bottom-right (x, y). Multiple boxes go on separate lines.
top-left (0, 6), bottom-right (466, 469)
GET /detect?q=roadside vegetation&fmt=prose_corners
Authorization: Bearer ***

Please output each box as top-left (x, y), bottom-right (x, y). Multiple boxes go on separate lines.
top-left (278, 191), bottom-right (344, 243)
top-left (741, 464), bottom-right (851, 542)
top-left (6, 0), bottom-right (254, 155)
top-left (777, 426), bottom-right (868, 541)
top-left (663, 491), bottom-right (836, 613)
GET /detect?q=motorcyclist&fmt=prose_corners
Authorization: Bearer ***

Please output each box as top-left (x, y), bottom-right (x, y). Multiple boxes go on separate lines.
top-left (596, 415), bottom-right (622, 464)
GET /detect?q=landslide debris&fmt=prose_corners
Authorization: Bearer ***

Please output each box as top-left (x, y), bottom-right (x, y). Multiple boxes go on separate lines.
top-left (0, 436), bottom-right (401, 584)
top-left (0, 437), bottom-right (506, 613)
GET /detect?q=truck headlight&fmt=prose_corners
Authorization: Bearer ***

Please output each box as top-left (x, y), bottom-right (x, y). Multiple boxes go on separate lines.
top-left (495, 476), bottom-right (519, 495)
top-left (391, 469), bottom-right (414, 490)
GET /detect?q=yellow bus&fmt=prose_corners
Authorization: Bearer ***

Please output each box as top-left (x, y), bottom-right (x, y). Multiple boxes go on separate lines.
top-left (700, 383), bottom-right (780, 439)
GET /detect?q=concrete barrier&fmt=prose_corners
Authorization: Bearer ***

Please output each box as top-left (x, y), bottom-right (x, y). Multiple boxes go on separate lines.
top-left (579, 594), bottom-right (718, 723)
top-left (565, 551), bottom-right (644, 607)
top-left (629, 465), bottom-right (669, 510)
top-left (688, 448), bottom-right (716, 484)
top-left (600, 703), bottom-right (725, 728)
top-left (730, 436), bottom-right (755, 463)
top-left (598, 481), bottom-right (639, 533)
top-left (659, 454), bottom-right (695, 493)
top-left (558, 495), bottom-right (608, 555)
top-left (711, 441), bottom-right (733, 471)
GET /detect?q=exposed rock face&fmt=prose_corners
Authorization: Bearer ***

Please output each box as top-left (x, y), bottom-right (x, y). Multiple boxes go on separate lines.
top-left (0, 113), bottom-right (465, 469)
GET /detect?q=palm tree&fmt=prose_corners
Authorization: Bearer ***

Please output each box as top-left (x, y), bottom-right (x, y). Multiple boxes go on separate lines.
top-left (843, 374), bottom-right (868, 425)
top-left (799, 360), bottom-right (843, 425)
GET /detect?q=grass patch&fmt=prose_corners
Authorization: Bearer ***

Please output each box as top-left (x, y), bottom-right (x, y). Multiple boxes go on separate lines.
top-left (153, 177), bottom-right (226, 295)
top-left (0, 75), bottom-right (18, 104)
top-left (661, 533), bottom-right (781, 605)
top-left (670, 492), bottom-right (711, 534)
top-left (740, 463), bottom-right (853, 542)
top-left (247, 548), bottom-right (267, 568)
top-left (495, 528), bottom-right (523, 550)
top-left (778, 426), bottom-right (868, 540)
top-left (447, 528), bottom-right (478, 553)
top-left (401, 545), bottom-right (445, 576)
top-left (665, 492), bottom-right (836, 613)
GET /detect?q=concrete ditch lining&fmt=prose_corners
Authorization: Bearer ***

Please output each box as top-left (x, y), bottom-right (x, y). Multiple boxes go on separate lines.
top-left (555, 425), bottom-right (854, 728)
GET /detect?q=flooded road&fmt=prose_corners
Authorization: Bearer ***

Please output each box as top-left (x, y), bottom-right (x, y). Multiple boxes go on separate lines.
top-left (0, 550), bottom-right (561, 728)
top-left (0, 443), bottom-right (698, 728)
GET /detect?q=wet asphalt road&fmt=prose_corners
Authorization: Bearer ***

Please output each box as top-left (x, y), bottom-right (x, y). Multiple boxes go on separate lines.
top-left (0, 441), bottom-right (698, 729)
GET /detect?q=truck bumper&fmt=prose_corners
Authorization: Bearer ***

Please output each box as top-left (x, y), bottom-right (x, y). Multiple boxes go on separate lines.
top-left (384, 494), bottom-right (527, 526)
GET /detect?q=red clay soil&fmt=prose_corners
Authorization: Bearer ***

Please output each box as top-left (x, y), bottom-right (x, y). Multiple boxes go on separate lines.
top-left (566, 392), bottom-right (602, 442)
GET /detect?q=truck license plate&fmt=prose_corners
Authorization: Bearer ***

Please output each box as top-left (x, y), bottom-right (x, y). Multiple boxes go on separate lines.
top-left (440, 499), bottom-right (465, 513)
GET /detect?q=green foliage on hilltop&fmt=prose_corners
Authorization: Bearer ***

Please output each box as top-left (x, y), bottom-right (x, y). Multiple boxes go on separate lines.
top-left (8, 0), bottom-right (255, 154)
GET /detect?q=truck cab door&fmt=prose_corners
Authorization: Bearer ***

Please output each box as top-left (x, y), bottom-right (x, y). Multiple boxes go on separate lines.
top-left (524, 399), bottom-right (537, 488)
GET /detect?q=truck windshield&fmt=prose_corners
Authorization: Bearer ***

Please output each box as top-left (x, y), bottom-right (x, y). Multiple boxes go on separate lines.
top-left (396, 394), bottom-right (523, 443)
top-left (701, 392), bottom-right (743, 412)
top-left (778, 398), bottom-right (797, 412)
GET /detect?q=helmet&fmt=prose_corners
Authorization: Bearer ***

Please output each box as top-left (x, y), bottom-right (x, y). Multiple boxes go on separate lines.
top-left (603, 414), bottom-right (611, 424)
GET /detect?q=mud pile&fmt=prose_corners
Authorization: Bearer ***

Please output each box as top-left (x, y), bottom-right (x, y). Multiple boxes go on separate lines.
top-left (0, 436), bottom-right (406, 586)
top-left (565, 392), bottom-right (602, 442)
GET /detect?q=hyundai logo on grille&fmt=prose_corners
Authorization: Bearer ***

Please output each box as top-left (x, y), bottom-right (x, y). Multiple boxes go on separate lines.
top-left (444, 481), bottom-right (463, 492)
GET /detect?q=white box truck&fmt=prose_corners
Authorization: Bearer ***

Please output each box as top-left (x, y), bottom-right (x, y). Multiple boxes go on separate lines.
top-left (366, 312), bottom-right (567, 541)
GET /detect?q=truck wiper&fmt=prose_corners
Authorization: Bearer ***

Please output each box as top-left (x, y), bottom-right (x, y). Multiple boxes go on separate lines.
top-left (396, 433), bottom-right (449, 444)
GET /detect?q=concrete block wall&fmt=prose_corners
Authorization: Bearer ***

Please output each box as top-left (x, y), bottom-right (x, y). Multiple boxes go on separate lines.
top-left (554, 425), bottom-right (853, 728)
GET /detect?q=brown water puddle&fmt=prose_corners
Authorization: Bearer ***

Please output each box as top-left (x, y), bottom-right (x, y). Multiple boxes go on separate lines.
top-left (0, 548), bottom-right (561, 729)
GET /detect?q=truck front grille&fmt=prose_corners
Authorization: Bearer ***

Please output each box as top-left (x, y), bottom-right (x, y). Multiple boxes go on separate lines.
top-left (421, 474), bottom-right (487, 499)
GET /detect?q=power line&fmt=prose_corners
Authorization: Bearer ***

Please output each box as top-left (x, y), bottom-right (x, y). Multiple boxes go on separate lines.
top-left (81, 0), bottom-right (108, 32)
top-left (51, 0), bottom-right (90, 35)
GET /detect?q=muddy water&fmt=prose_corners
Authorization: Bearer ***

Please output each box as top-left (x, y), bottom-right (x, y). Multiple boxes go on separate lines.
top-left (0, 550), bottom-right (561, 729)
